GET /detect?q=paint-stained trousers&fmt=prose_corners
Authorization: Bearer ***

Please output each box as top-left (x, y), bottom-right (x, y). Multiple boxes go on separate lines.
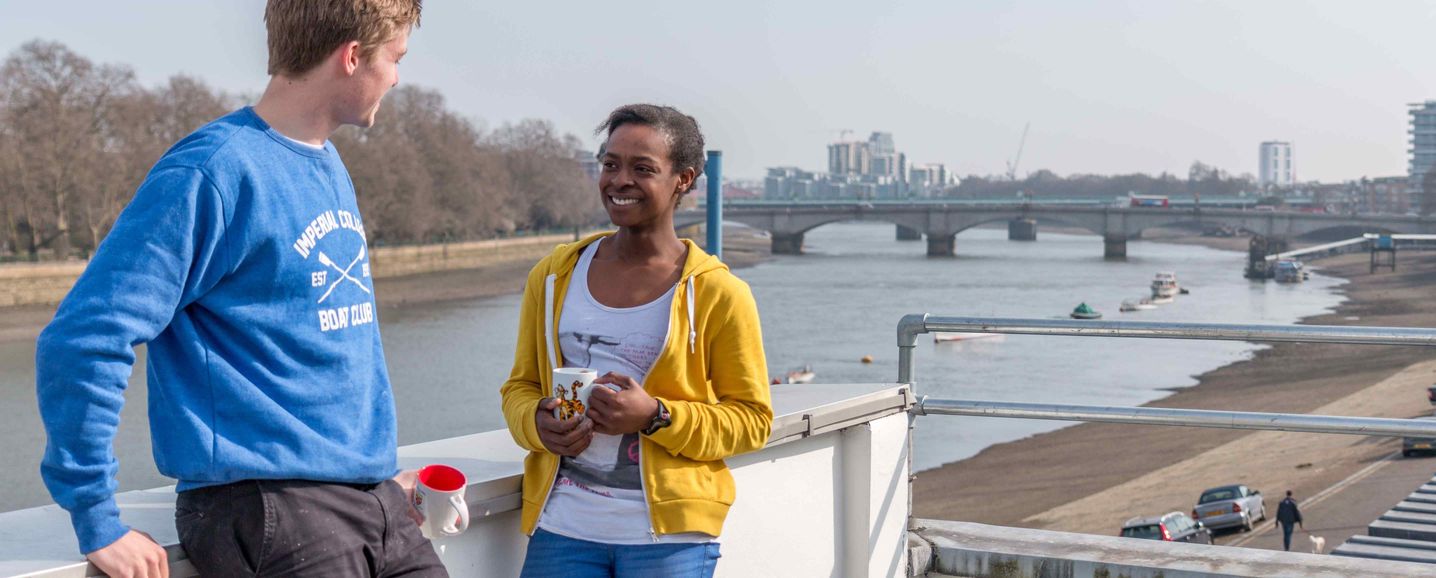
top-left (175, 479), bottom-right (448, 577)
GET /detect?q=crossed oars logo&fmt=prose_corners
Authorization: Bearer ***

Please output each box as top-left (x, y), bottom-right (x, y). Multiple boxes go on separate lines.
top-left (316, 244), bottom-right (370, 304)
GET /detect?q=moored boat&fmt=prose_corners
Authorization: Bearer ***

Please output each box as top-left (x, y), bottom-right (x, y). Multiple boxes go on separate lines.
top-left (1120, 297), bottom-right (1157, 312)
top-left (785, 365), bottom-right (815, 384)
top-left (1151, 272), bottom-right (1180, 298)
top-left (1070, 302), bottom-right (1103, 320)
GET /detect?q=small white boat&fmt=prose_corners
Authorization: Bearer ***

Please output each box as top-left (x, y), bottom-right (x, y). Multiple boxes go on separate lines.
top-left (1119, 297), bottom-right (1157, 312)
top-left (1149, 294), bottom-right (1174, 304)
top-left (1151, 272), bottom-right (1180, 298)
top-left (933, 332), bottom-right (1004, 343)
top-left (784, 365), bottom-right (815, 384)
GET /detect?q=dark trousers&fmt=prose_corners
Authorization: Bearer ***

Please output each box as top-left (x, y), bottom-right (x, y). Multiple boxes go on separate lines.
top-left (1280, 522), bottom-right (1295, 551)
top-left (175, 479), bottom-right (448, 577)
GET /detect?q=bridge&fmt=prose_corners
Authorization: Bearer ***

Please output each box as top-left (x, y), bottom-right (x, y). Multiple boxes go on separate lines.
top-left (677, 201), bottom-right (1436, 258)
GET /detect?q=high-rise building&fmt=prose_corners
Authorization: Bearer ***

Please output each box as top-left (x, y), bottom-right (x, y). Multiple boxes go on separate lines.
top-left (867, 132), bottom-right (895, 156)
top-left (828, 141), bottom-right (871, 175)
top-left (1409, 101), bottom-right (1436, 210)
top-left (1259, 141), bottom-right (1293, 188)
top-left (908, 163), bottom-right (953, 196)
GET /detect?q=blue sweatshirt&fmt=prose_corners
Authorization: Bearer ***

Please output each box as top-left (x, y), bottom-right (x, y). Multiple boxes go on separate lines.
top-left (36, 107), bottom-right (397, 554)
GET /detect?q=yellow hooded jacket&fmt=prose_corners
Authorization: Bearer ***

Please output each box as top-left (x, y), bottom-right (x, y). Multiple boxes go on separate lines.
top-left (500, 232), bottom-right (774, 539)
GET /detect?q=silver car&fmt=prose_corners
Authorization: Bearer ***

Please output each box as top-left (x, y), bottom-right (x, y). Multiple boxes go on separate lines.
top-left (1401, 416), bottom-right (1436, 457)
top-left (1191, 484), bottom-right (1265, 532)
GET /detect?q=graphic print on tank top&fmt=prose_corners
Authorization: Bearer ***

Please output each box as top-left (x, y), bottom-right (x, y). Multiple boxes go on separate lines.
top-left (540, 238), bottom-right (686, 543)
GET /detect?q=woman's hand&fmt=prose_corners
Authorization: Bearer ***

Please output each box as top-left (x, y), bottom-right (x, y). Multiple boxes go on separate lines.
top-left (536, 397), bottom-right (594, 456)
top-left (588, 372), bottom-right (660, 435)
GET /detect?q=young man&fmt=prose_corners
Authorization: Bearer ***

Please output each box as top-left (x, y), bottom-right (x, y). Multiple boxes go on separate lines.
top-left (1276, 490), bottom-right (1304, 552)
top-left (35, 1), bottom-right (442, 576)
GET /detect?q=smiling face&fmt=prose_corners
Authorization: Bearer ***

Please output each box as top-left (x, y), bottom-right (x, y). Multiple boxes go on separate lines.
top-left (598, 124), bottom-right (695, 229)
top-left (338, 28), bottom-right (410, 128)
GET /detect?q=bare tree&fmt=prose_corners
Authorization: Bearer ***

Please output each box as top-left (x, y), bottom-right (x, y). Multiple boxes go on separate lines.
top-left (490, 119), bottom-right (598, 231)
top-left (1, 41), bottom-right (599, 256)
top-left (0, 40), bottom-right (136, 259)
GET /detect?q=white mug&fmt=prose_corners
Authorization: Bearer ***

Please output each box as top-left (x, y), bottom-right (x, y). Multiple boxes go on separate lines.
top-left (552, 367), bottom-right (599, 420)
top-left (413, 464), bottom-right (470, 538)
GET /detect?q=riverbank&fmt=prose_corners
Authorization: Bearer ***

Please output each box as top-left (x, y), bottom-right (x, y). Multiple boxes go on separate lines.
top-left (0, 228), bottom-right (772, 344)
top-left (913, 249), bottom-right (1436, 536)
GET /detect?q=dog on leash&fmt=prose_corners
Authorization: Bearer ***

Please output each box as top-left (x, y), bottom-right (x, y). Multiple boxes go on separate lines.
top-left (1309, 534), bottom-right (1326, 554)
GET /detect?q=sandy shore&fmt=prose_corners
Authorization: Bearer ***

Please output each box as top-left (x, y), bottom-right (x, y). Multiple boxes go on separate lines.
top-left (913, 248), bottom-right (1436, 535)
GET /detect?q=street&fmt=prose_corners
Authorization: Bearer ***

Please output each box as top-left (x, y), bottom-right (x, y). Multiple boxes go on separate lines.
top-left (1218, 451), bottom-right (1436, 552)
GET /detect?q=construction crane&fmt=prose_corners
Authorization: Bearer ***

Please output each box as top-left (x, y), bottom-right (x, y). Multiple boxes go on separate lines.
top-left (1005, 122), bottom-right (1030, 181)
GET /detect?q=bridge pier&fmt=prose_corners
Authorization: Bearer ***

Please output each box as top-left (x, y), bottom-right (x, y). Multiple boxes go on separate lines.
top-left (772, 232), bottom-right (805, 255)
top-left (896, 225), bottom-right (922, 241)
top-left (1103, 234), bottom-right (1127, 259)
top-left (1008, 218), bottom-right (1037, 241)
top-left (927, 233), bottom-right (956, 257)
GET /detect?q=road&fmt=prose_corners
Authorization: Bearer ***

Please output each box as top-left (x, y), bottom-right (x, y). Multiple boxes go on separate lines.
top-left (1216, 451), bottom-right (1436, 552)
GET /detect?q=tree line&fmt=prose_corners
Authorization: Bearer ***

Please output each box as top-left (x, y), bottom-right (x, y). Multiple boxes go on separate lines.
top-left (943, 161), bottom-right (1256, 200)
top-left (0, 40), bottom-right (599, 261)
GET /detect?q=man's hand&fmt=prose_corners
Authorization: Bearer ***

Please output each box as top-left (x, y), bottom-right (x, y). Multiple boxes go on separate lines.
top-left (392, 469), bottom-right (423, 525)
top-left (536, 397), bottom-right (594, 456)
top-left (588, 372), bottom-right (659, 435)
top-left (86, 530), bottom-right (169, 578)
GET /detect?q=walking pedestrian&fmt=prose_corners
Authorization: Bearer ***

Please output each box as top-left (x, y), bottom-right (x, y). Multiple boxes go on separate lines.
top-left (1276, 490), bottom-right (1304, 551)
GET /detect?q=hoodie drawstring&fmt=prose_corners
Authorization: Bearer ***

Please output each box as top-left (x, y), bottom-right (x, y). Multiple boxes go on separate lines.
top-left (686, 276), bottom-right (696, 353)
top-left (544, 274), bottom-right (558, 371)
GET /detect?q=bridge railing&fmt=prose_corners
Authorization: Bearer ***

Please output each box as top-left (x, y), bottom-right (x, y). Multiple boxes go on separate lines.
top-left (896, 314), bottom-right (1436, 437)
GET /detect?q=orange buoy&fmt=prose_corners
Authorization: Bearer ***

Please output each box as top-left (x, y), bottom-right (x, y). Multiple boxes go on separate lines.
top-left (860, 355), bottom-right (874, 364)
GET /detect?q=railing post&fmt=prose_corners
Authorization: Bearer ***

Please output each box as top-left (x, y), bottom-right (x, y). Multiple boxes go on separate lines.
top-left (897, 313), bottom-right (927, 388)
top-left (705, 150), bottom-right (723, 260)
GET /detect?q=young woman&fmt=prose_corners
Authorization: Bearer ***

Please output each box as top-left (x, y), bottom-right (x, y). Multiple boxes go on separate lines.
top-left (500, 104), bottom-right (772, 577)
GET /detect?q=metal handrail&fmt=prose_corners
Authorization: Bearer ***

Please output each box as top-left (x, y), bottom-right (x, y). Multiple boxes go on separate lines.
top-left (914, 399), bottom-right (1436, 437)
top-left (896, 315), bottom-right (1436, 438)
top-left (896, 314), bottom-right (1436, 384)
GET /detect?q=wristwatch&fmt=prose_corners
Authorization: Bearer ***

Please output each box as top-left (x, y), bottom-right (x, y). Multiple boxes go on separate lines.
top-left (642, 399), bottom-right (672, 436)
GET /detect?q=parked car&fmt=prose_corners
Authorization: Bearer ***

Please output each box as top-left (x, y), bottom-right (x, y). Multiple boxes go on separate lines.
top-left (1401, 416), bottom-right (1436, 457)
top-left (1427, 385), bottom-right (1436, 406)
top-left (1191, 485), bottom-right (1265, 532)
top-left (1119, 512), bottom-right (1212, 544)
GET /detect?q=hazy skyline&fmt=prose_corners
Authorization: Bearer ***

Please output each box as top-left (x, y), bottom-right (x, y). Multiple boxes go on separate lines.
top-left (4, 0), bottom-right (1434, 182)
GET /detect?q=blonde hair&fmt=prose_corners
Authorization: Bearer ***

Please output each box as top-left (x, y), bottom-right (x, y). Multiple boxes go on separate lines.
top-left (265, 0), bottom-right (422, 76)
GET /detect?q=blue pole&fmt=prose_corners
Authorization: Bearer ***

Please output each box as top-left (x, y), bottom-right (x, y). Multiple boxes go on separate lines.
top-left (706, 150), bottom-right (723, 260)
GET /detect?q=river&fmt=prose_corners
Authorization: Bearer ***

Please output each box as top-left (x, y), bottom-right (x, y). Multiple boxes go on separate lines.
top-left (0, 222), bottom-right (1345, 511)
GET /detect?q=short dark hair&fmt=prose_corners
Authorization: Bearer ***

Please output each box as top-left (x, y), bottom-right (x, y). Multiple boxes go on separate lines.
top-left (596, 104), bottom-right (705, 194)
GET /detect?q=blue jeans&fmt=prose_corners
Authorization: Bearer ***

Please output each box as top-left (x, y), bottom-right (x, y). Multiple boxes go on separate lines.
top-left (520, 528), bottom-right (721, 578)
top-left (1281, 522), bottom-right (1295, 551)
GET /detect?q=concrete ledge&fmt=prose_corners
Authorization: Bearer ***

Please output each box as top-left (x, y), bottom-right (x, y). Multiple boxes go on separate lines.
top-left (1379, 510), bottom-right (1436, 525)
top-left (1346, 535), bottom-right (1436, 552)
top-left (1404, 493), bottom-right (1436, 505)
top-left (913, 518), bottom-right (1433, 578)
top-left (1370, 519), bottom-right (1436, 541)
top-left (1393, 501), bottom-right (1436, 515)
top-left (1332, 541), bottom-right (1436, 564)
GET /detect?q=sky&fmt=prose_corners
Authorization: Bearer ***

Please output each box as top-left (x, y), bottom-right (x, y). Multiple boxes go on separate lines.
top-left (3, 0), bottom-right (1434, 182)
